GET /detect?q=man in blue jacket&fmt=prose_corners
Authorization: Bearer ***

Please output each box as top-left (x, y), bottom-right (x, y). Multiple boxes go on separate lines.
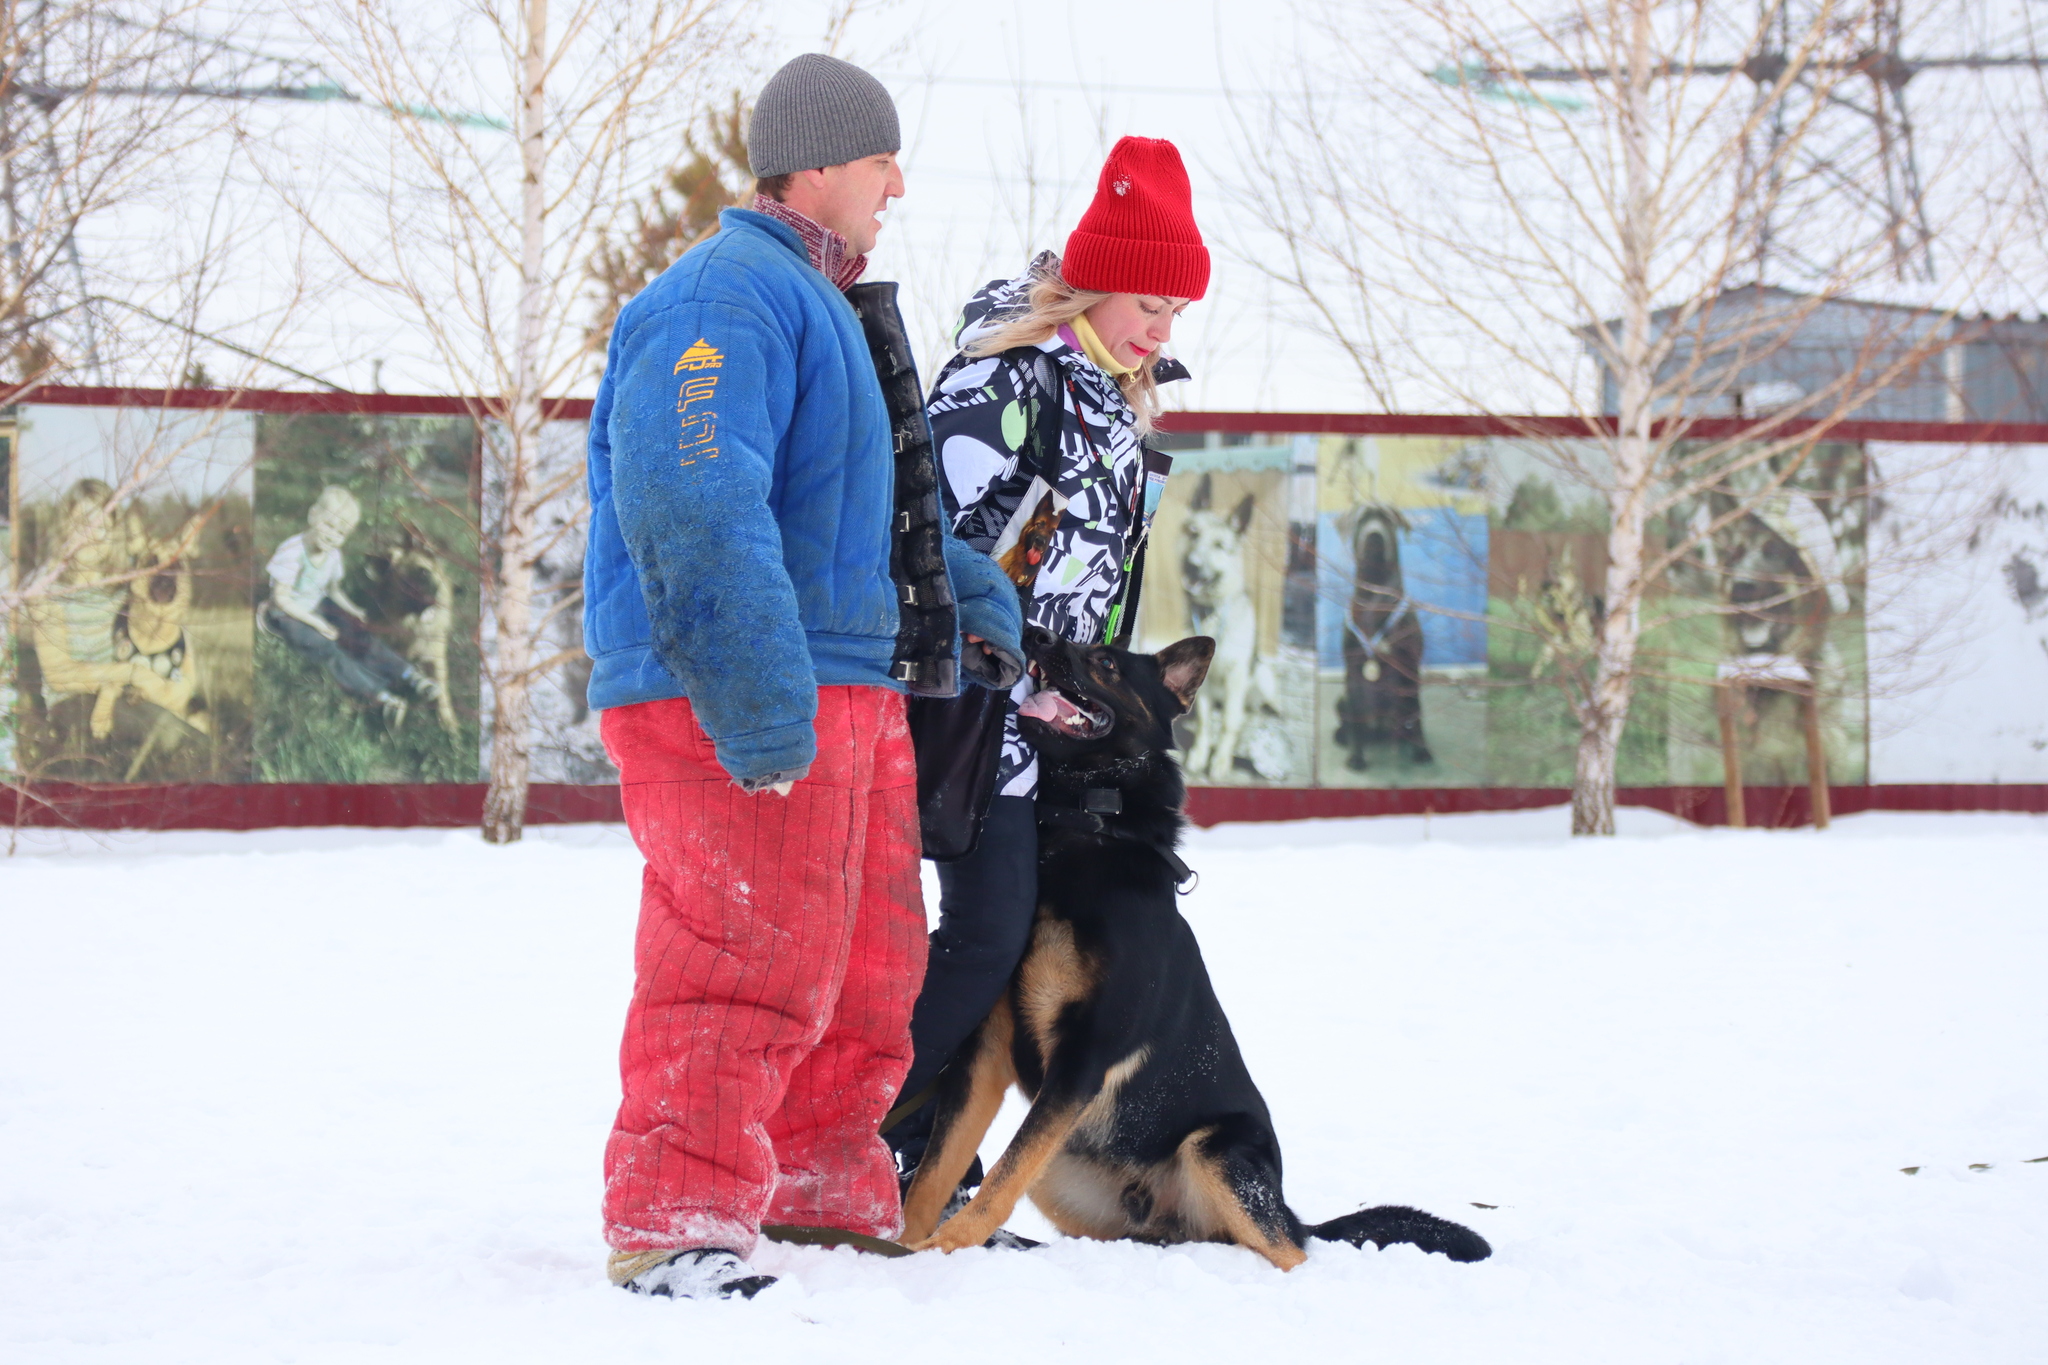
top-left (584, 54), bottom-right (1023, 1301)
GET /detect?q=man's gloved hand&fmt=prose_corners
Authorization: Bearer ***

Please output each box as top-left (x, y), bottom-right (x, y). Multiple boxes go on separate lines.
top-left (962, 632), bottom-right (1025, 690)
top-left (736, 765), bottom-right (809, 796)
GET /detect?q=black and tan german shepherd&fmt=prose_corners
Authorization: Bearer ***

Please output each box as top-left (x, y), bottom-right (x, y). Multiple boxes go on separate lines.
top-left (901, 626), bottom-right (1491, 1269)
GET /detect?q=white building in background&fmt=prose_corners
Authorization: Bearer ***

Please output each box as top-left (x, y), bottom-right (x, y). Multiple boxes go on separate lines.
top-left (1583, 285), bottom-right (2048, 424)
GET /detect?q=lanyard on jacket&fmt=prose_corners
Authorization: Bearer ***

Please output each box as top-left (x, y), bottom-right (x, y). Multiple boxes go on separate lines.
top-left (1063, 374), bottom-right (1172, 647)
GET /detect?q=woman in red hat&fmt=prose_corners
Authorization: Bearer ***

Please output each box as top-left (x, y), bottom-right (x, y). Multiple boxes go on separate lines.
top-left (887, 136), bottom-right (1208, 1213)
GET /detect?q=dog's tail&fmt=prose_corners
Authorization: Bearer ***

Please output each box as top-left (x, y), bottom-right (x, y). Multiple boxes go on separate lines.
top-left (1306, 1205), bottom-right (1492, 1262)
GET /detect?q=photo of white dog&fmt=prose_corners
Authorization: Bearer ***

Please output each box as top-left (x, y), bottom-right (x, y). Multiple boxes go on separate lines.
top-left (1178, 474), bottom-right (1292, 782)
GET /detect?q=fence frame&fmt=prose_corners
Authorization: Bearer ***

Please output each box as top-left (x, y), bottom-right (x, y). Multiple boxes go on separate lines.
top-left (6, 385), bottom-right (2045, 830)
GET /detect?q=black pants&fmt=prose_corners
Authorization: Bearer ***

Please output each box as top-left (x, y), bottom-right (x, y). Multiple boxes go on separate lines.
top-left (887, 794), bottom-right (1038, 1169)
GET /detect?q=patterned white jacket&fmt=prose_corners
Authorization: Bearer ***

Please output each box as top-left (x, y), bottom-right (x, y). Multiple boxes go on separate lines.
top-left (926, 254), bottom-right (1186, 797)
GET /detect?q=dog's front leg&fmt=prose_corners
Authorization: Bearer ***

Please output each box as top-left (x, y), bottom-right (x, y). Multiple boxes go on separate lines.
top-left (1218, 668), bottom-right (1249, 776)
top-left (911, 1090), bottom-right (1090, 1254)
top-left (900, 1002), bottom-right (1016, 1244)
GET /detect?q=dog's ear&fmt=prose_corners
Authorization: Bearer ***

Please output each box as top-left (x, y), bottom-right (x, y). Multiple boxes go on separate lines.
top-left (1229, 493), bottom-right (1256, 536)
top-left (1155, 636), bottom-right (1215, 709)
top-left (1189, 473), bottom-right (1213, 512)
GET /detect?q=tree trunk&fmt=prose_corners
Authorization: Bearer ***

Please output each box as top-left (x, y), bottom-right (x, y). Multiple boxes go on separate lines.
top-left (481, 0), bottom-right (549, 845)
top-left (1572, 0), bottom-right (1657, 837)
top-left (1574, 451), bottom-right (1651, 834)
top-left (482, 423), bottom-right (539, 844)
top-left (1571, 707), bottom-right (1621, 835)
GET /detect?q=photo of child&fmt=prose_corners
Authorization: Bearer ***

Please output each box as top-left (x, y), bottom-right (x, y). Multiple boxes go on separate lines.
top-left (27, 480), bottom-right (215, 741)
top-left (252, 412), bottom-right (479, 783)
top-left (260, 486), bottom-right (444, 731)
top-left (9, 407), bottom-right (255, 784)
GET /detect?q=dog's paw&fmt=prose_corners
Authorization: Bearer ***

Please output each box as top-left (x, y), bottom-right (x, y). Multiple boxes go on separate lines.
top-left (917, 1220), bottom-right (990, 1254)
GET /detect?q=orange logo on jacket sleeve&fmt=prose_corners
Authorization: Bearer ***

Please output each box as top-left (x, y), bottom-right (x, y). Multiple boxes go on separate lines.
top-left (677, 372), bottom-right (720, 466)
top-left (677, 377), bottom-right (718, 411)
top-left (673, 339), bottom-right (725, 373)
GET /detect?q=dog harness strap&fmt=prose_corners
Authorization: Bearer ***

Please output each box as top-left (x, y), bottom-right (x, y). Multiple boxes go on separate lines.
top-left (1343, 598), bottom-right (1414, 659)
top-left (1060, 373), bottom-right (1162, 650)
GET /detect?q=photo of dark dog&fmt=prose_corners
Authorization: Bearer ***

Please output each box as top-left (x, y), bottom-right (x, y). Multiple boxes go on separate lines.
top-left (1334, 505), bottom-right (1432, 770)
top-left (356, 523), bottom-right (458, 734)
top-left (901, 625), bottom-right (1490, 1270)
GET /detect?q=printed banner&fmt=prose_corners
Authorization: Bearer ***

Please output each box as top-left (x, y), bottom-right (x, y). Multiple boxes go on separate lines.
top-left (1132, 438), bottom-right (1317, 785)
top-left (1867, 441), bottom-right (2048, 781)
top-left (251, 412), bottom-right (480, 782)
top-left (11, 406), bottom-right (255, 783)
top-left (9, 400), bottom-right (2035, 796)
top-left (1316, 435), bottom-right (1490, 787)
top-left (511, 418), bottom-right (614, 784)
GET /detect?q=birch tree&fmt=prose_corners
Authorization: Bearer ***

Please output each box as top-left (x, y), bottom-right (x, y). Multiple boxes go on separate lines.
top-left (281, 0), bottom-right (740, 841)
top-left (1236, 0), bottom-right (2013, 833)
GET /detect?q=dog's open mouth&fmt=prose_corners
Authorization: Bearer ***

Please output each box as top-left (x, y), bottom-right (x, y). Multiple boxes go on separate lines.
top-left (1017, 683), bottom-right (1113, 738)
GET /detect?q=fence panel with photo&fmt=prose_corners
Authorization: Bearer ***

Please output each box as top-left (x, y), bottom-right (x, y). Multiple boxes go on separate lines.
top-left (4, 390), bottom-right (2044, 828)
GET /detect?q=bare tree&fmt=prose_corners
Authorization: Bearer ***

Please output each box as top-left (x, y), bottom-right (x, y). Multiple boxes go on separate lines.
top-left (582, 95), bottom-right (751, 356)
top-left (0, 0), bottom-right (301, 388)
top-left (273, 0), bottom-right (742, 841)
top-left (1235, 0), bottom-right (2018, 832)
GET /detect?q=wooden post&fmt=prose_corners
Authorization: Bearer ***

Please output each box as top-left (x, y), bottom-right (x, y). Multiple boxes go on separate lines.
top-left (1804, 690), bottom-right (1831, 830)
top-left (1717, 682), bottom-right (1746, 829)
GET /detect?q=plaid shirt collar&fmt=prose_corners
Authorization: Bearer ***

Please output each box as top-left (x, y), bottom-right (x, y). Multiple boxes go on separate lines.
top-left (752, 194), bottom-right (867, 291)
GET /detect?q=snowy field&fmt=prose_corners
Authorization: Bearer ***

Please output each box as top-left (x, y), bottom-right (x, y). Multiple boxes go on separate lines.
top-left (3, 808), bottom-right (2045, 1364)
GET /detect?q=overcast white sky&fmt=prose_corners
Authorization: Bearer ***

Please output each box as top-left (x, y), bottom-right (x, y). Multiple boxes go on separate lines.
top-left (81, 0), bottom-right (1365, 411)
top-left (69, 0), bottom-right (2048, 414)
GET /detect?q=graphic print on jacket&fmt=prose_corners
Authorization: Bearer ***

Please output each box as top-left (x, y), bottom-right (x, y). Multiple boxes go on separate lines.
top-left (926, 252), bottom-right (1187, 797)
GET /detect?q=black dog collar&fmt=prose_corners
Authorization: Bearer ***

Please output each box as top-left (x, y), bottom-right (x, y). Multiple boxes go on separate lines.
top-left (1035, 790), bottom-right (1199, 894)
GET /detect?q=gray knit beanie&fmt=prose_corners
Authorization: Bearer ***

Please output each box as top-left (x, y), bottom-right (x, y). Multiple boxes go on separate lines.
top-left (748, 54), bottom-right (900, 178)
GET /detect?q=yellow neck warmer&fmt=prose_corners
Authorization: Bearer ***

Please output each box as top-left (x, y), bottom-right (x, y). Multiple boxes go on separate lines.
top-left (1068, 312), bottom-right (1138, 377)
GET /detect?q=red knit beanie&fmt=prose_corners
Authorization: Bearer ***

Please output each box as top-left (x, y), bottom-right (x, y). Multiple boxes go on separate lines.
top-left (1062, 136), bottom-right (1209, 300)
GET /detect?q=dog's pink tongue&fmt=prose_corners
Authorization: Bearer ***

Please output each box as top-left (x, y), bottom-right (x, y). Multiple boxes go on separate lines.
top-left (1018, 688), bottom-right (1075, 723)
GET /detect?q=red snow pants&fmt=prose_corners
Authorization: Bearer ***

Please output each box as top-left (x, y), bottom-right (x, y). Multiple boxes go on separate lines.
top-left (600, 686), bottom-right (926, 1258)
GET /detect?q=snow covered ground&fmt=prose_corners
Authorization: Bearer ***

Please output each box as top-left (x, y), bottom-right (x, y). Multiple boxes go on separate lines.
top-left (3, 807), bottom-right (2044, 1363)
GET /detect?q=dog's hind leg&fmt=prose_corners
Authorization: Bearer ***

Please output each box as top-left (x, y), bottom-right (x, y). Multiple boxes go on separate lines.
top-left (1173, 1119), bottom-right (1307, 1271)
top-left (900, 1000), bottom-right (1016, 1244)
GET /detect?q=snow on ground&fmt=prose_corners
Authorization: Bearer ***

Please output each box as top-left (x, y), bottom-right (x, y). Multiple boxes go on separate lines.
top-left (3, 808), bottom-right (2045, 1363)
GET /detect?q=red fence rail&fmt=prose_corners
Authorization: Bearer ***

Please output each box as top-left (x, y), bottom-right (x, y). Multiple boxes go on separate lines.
top-left (15, 384), bottom-right (2048, 446)
top-left (3, 781), bottom-right (2042, 833)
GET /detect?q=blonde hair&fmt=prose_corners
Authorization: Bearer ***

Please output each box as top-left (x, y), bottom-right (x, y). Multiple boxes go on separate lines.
top-left (307, 485), bottom-right (361, 535)
top-left (963, 256), bottom-right (1164, 433)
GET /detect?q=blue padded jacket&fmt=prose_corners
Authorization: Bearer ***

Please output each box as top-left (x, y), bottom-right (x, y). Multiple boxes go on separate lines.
top-left (583, 207), bottom-right (1022, 783)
